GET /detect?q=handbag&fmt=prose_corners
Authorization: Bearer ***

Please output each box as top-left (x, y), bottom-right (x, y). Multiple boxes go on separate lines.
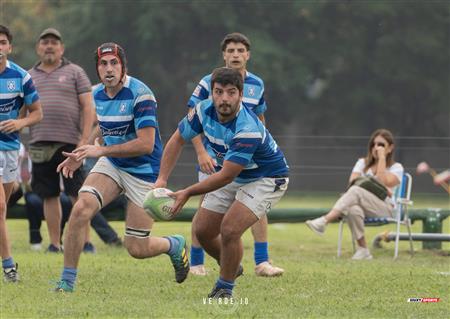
top-left (349, 176), bottom-right (388, 200)
top-left (28, 142), bottom-right (65, 163)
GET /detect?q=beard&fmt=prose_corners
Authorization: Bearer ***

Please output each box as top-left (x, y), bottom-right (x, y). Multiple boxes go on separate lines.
top-left (43, 54), bottom-right (57, 65)
top-left (217, 103), bottom-right (234, 116)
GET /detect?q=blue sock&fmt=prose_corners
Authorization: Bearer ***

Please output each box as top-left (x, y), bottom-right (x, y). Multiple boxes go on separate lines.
top-left (61, 267), bottom-right (78, 289)
top-left (190, 246), bottom-right (204, 266)
top-left (2, 257), bottom-right (14, 269)
top-left (215, 277), bottom-right (235, 292)
top-left (165, 236), bottom-right (180, 256)
top-left (254, 242), bottom-right (269, 265)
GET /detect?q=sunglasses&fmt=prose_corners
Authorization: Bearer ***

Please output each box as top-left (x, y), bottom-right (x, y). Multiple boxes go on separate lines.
top-left (373, 142), bottom-right (386, 148)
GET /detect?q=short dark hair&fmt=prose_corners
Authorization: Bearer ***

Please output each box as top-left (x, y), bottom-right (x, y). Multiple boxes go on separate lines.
top-left (221, 32), bottom-right (250, 51)
top-left (0, 25), bottom-right (12, 43)
top-left (211, 67), bottom-right (243, 92)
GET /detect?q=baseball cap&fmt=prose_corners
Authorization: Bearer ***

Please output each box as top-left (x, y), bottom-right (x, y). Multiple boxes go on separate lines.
top-left (39, 28), bottom-right (62, 41)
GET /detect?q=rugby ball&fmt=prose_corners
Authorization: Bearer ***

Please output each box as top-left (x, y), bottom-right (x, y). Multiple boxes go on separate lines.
top-left (143, 188), bottom-right (175, 221)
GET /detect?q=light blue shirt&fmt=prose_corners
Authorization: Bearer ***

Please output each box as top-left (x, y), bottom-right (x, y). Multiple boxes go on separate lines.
top-left (179, 99), bottom-right (288, 184)
top-left (0, 60), bottom-right (39, 150)
top-left (187, 71), bottom-right (267, 115)
top-left (93, 76), bottom-right (162, 182)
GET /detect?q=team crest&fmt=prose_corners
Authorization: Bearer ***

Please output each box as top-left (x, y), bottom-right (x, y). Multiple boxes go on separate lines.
top-left (6, 80), bottom-right (15, 91)
top-left (248, 87), bottom-right (255, 97)
top-left (58, 75), bottom-right (66, 82)
top-left (119, 103), bottom-right (127, 113)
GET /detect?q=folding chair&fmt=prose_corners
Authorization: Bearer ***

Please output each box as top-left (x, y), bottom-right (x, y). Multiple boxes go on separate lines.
top-left (337, 173), bottom-right (414, 259)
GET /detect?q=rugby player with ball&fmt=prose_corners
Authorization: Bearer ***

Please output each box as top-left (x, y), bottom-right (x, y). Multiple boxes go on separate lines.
top-left (53, 43), bottom-right (189, 292)
top-left (155, 67), bottom-right (289, 298)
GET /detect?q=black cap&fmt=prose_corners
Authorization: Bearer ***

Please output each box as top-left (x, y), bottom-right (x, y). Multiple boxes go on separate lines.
top-left (39, 28), bottom-right (62, 41)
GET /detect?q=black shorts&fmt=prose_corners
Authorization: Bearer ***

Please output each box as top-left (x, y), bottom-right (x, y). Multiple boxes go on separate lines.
top-left (31, 143), bottom-right (86, 198)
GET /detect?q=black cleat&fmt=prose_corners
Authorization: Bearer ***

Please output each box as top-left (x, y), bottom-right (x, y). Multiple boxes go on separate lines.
top-left (208, 286), bottom-right (233, 299)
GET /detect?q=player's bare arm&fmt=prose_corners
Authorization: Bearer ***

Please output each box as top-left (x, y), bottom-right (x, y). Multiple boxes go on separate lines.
top-left (66, 126), bottom-right (155, 162)
top-left (0, 100), bottom-right (42, 133)
top-left (155, 129), bottom-right (185, 188)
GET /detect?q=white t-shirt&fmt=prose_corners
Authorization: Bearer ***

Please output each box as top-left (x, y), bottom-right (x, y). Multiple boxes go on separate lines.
top-left (352, 158), bottom-right (404, 204)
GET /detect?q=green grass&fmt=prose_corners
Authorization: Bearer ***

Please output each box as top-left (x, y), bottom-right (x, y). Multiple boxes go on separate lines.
top-left (1, 219), bottom-right (449, 318)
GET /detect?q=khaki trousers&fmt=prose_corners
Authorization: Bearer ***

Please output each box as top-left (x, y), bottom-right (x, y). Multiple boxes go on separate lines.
top-left (333, 185), bottom-right (394, 240)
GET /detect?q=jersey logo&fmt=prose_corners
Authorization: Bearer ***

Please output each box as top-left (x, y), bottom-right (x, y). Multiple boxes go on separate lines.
top-left (58, 75), bottom-right (67, 83)
top-left (119, 103), bottom-right (127, 113)
top-left (6, 80), bottom-right (15, 91)
top-left (99, 124), bottom-right (130, 137)
top-left (248, 87), bottom-right (255, 97)
top-left (0, 100), bottom-right (15, 113)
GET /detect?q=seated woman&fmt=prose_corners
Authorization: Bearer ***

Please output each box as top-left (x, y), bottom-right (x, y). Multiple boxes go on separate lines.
top-left (306, 129), bottom-right (404, 260)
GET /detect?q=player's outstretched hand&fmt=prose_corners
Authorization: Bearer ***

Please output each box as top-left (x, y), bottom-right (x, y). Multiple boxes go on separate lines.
top-left (56, 156), bottom-right (82, 178)
top-left (70, 144), bottom-right (104, 162)
top-left (169, 189), bottom-right (190, 216)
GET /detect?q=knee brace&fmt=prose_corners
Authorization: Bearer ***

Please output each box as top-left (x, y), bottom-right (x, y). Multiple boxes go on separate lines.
top-left (79, 186), bottom-right (104, 210)
top-left (125, 227), bottom-right (151, 239)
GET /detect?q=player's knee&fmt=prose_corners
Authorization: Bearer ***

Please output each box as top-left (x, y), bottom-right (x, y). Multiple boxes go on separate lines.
top-left (220, 224), bottom-right (240, 243)
top-left (71, 197), bottom-right (97, 222)
top-left (195, 223), bottom-right (213, 243)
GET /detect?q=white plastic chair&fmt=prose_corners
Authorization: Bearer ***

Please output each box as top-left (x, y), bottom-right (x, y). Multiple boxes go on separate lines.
top-left (337, 173), bottom-right (414, 259)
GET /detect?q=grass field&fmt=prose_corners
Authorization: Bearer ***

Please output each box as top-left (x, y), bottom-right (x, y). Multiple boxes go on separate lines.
top-left (1, 211), bottom-right (449, 318)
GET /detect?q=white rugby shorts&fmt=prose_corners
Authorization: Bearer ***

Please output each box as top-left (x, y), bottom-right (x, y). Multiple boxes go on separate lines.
top-left (199, 171), bottom-right (289, 219)
top-left (0, 150), bottom-right (19, 183)
top-left (90, 157), bottom-right (154, 208)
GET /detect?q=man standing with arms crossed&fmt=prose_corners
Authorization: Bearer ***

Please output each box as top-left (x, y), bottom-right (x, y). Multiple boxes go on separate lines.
top-left (156, 67), bottom-right (289, 297)
top-left (187, 33), bottom-right (283, 277)
top-left (0, 25), bottom-right (43, 282)
top-left (54, 43), bottom-right (189, 292)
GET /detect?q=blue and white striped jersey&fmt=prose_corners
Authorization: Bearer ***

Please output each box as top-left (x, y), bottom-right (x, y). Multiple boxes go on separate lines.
top-left (179, 99), bottom-right (288, 184)
top-left (0, 60), bottom-right (39, 150)
top-left (187, 71), bottom-right (267, 115)
top-left (93, 76), bottom-right (162, 182)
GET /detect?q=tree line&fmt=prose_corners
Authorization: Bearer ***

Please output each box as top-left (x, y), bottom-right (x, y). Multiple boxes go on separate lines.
top-left (3, 0), bottom-right (448, 139)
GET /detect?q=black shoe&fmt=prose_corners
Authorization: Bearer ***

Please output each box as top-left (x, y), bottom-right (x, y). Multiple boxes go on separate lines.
top-left (83, 242), bottom-right (96, 253)
top-left (208, 286), bottom-right (233, 299)
top-left (46, 244), bottom-right (62, 253)
top-left (3, 263), bottom-right (19, 283)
